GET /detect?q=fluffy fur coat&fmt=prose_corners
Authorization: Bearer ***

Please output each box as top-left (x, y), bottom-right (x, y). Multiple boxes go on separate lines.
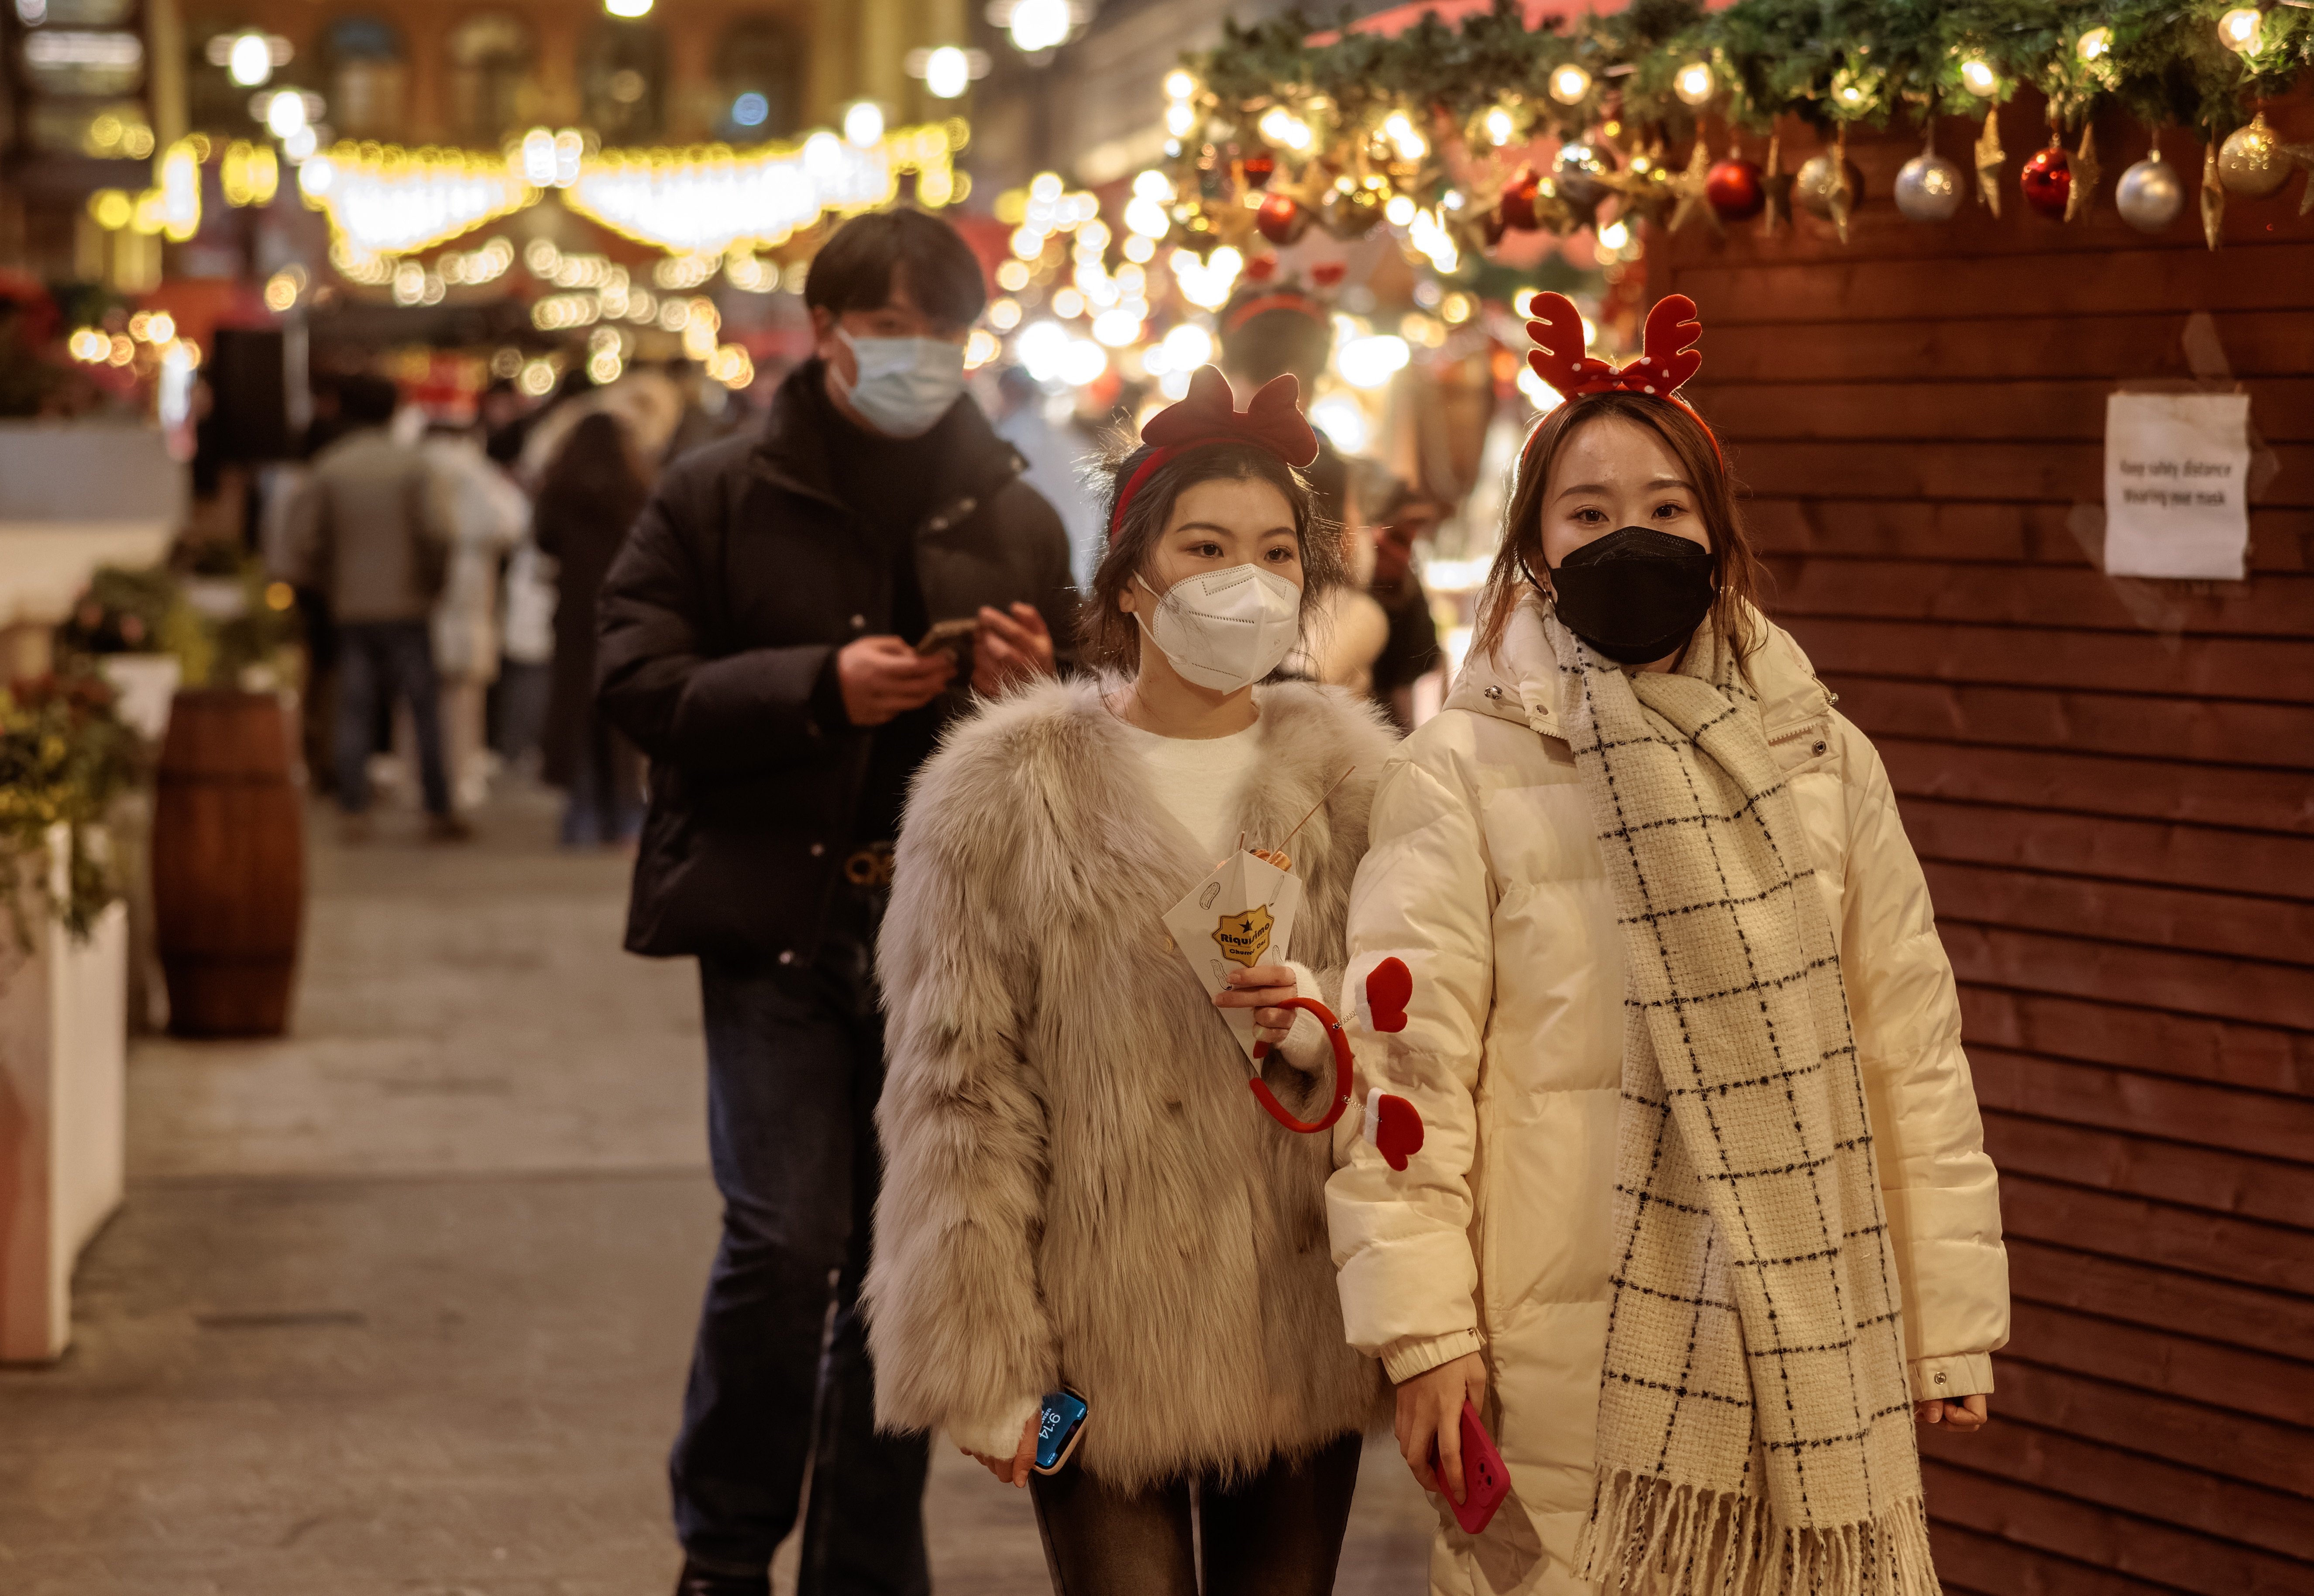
top-left (865, 676), bottom-right (1397, 1490)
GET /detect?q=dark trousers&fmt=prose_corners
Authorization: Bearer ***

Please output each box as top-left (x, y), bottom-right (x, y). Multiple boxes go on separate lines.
top-left (1028, 1432), bottom-right (1363, 1596)
top-left (671, 881), bottom-right (930, 1592)
top-left (334, 620), bottom-right (451, 816)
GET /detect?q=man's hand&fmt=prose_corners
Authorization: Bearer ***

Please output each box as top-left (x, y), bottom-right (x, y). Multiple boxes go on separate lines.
top-left (838, 635), bottom-right (955, 727)
top-left (963, 1414), bottom-right (1039, 1488)
top-left (1396, 1350), bottom-right (1489, 1504)
top-left (973, 602), bottom-right (1056, 696)
top-left (1915, 1395), bottom-right (1989, 1433)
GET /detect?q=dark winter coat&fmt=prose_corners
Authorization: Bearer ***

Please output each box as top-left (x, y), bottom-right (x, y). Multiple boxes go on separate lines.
top-left (535, 413), bottom-right (648, 788)
top-left (595, 361), bottom-right (1077, 963)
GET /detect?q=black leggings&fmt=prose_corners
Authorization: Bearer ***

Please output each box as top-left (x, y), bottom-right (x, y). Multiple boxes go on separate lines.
top-left (1028, 1431), bottom-right (1363, 1596)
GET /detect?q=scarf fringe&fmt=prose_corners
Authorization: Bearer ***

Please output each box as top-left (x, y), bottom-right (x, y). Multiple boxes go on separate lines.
top-left (1573, 1470), bottom-right (1942, 1596)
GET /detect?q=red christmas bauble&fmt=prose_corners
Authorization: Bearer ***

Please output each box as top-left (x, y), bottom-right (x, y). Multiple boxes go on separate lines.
top-left (1704, 158), bottom-right (1766, 222)
top-left (1241, 147), bottom-right (1277, 189)
top-left (1255, 191), bottom-right (1310, 245)
top-left (1703, 157), bottom-right (1767, 222)
top-left (1498, 165), bottom-right (1544, 231)
top-left (2020, 144), bottom-right (2071, 219)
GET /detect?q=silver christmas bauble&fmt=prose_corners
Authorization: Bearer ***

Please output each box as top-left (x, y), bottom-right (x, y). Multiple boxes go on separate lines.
top-left (2115, 151), bottom-right (2184, 233)
top-left (1893, 152), bottom-right (1963, 222)
top-left (1554, 141), bottom-right (1613, 208)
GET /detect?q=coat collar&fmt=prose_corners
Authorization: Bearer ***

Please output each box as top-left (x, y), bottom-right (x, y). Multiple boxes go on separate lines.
top-left (1444, 591), bottom-right (1832, 742)
top-left (751, 358), bottom-right (1028, 524)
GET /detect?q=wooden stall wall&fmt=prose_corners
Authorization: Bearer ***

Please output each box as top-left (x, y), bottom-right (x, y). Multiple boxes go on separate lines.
top-left (1654, 86), bottom-right (2313, 1596)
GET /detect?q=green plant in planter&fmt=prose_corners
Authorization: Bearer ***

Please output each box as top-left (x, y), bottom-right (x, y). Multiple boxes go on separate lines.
top-left (56, 562), bottom-right (213, 684)
top-left (0, 671), bottom-right (149, 948)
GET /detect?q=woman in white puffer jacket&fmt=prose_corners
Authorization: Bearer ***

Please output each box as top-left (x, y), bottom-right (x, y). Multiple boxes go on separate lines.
top-left (1327, 296), bottom-right (2008, 1596)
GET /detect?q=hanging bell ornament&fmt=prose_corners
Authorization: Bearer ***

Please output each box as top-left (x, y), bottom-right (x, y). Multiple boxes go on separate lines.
top-left (2065, 124), bottom-right (2102, 223)
top-left (1795, 134), bottom-right (1862, 243)
top-left (2218, 112), bottom-right (2292, 198)
top-left (2115, 144), bottom-right (2185, 233)
top-left (1894, 128), bottom-right (1964, 224)
top-left (1705, 146), bottom-right (1767, 223)
top-left (2201, 140), bottom-right (2225, 250)
top-left (1553, 140), bottom-right (1614, 210)
top-left (1974, 108), bottom-right (2006, 217)
top-left (1759, 133), bottom-right (1793, 236)
top-left (1255, 191), bottom-right (1310, 246)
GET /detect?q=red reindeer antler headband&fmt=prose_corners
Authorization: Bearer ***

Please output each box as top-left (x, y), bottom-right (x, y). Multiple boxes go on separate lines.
top-left (1108, 366), bottom-right (1320, 541)
top-left (1523, 292), bottom-right (1719, 465)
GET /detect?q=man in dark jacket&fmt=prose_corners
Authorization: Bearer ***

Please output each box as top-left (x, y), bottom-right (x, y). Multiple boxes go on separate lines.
top-left (595, 210), bottom-right (1075, 1596)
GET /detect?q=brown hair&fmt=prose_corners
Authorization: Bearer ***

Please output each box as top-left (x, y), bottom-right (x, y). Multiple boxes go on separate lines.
top-left (1077, 433), bottom-right (1341, 673)
top-left (1472, 389), bottom-right (1762, 664)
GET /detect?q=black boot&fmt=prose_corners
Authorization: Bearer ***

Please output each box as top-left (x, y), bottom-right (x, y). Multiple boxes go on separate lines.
top-left (673, 1558), bottom-right (770, 1596)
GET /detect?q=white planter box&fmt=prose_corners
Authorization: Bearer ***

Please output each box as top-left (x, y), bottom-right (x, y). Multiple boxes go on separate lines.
top-left (0, 826), bottom-right (129, 1363)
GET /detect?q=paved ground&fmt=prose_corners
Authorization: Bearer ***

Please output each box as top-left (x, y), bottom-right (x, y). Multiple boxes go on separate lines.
top-left (0, 787), bottom-right (1436, 1595)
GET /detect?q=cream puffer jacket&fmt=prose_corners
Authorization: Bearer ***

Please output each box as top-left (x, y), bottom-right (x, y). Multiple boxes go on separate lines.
top-left (1326, 595), bottom-right (2009, 1596)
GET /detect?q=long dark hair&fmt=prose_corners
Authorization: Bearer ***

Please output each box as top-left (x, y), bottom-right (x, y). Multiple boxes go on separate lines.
top-left (1473, 389), bottom-right (1762, 663)
top-left (538, 410), bottom-right (648, 536)
top-left (1076, 434), bottom-right (1342, 673)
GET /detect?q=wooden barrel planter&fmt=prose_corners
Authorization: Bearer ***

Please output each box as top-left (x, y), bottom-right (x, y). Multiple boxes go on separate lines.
top-left (151, 690), bottom-right (305, 1037)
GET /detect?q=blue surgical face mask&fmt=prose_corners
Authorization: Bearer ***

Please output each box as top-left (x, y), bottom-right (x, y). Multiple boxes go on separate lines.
top-left (834, 328), bottom-right (967, 437)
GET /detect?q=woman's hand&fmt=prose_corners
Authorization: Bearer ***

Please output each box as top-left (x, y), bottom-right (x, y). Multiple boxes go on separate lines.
top-left (1215, 963), bottom-right (1298, 1055)
top-left (963, 1413), bottom-right (1040, 1488)
top-left (1396, 1351), bottom-right (1489, 1504)
top-left (1915, 1395), bottom-right (1988, 1433)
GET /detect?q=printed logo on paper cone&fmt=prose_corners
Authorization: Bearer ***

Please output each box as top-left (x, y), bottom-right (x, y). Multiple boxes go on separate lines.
top-left (1213, 904), bottom-right (1274, 967)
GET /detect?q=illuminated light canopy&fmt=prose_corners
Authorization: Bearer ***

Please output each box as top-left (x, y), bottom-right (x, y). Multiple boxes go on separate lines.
top-left (227, 31), bottom-right (272, 86)
top-left (565, 121), bottom-right (963, 258)
top-left (1548, 63), bottom-right (1592, 104)
top-left (1674, 62), bottom-right (1715, 105)
top-left (300, 142), bottom-right (531, 262)
top-left (605, 0), bottom-right (653, 16)
top-left (1338, 333), bottom-right (1410, 389)
top-left (907, 45), bottom-right (988, 100)
top-left (1001, 0), bottom-right (1074, 53)
top-left (843, 100), bottom-right (885, 149)
top-left (159, 139), bottom-right (202, 241)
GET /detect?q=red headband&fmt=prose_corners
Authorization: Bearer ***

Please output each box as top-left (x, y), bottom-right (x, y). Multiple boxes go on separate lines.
top-left (1108, 366), bottom-right (1320, 541)
top-left (1224, 290), bottom-right (1329, 334)
top-left (1523, 292), bottom-right (1722, 465)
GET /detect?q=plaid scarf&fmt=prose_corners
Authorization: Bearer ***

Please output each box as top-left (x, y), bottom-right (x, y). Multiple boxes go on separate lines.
top-left (1547, 609), bottom-right (1938, 1596)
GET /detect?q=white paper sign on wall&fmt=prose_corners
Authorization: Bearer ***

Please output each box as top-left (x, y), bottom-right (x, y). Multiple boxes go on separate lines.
top-left (2103, 392), bottom-right (2252, 580)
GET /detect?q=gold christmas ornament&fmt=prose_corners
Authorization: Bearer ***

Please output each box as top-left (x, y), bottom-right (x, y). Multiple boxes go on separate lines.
top-left (2065, 123), bottom-right (2101, 223)
top-left (1975, 108), bottom-right (2005, 217)
top-left (2201, 140), bottom-right (2225, 249)
top-left (1760, 133), bottom-right (1794, 237)
top-left (2218, 112), bottom-right (2291, 198)
top-left (1668, 136), bottom-right (1716, 232)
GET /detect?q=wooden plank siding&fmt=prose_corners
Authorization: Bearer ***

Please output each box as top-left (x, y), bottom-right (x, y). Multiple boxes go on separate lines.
top-left (1655, 83), bottom-right (2314, 1595)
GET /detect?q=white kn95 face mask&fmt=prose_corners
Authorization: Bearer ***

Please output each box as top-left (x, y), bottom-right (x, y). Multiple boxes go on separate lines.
top-left (834, 329), bottom-right (966, 437)
top-left (1135, 563), bottom-right (1302, 694)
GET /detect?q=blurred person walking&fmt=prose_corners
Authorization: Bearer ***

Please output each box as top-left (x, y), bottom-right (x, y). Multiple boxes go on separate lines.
top-left (1219, 280), bottom-right (1352, 540)
top-left (1367, 481), bottom-right (1446, 730)
top-left (423, 420), bottom-right (530, 809)
top-left (536, 410), bottom-right (650, 848)
top-left (282, 373), bottom-right (467, 842)
top-left (595, 209), bottom-right (1076, 1596)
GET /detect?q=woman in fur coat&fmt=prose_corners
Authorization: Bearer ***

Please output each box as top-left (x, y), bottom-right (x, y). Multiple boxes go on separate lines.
top-left (865, 369), bottom-right (1396, 1596)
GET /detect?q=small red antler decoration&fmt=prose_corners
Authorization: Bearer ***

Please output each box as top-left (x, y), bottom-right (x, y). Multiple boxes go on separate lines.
top-left (1524, 291), bottom-right (1703, 402)
top-left (1142, 367), bottom-right (1320, 466)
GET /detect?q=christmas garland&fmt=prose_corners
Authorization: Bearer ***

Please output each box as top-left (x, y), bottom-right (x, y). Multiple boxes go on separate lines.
top-left (1195, 0), bottom-right (2310, 141)
top-left (1162, 0), bottom-right (2310, 257)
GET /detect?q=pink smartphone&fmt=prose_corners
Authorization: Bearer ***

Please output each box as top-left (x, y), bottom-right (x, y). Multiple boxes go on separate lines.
top-left (1431, 1398), bottom-right (1510, 1535)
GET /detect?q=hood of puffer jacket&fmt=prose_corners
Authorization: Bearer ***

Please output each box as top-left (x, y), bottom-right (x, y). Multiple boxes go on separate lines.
top-left (1448, 590), bottom-right (1833, 743)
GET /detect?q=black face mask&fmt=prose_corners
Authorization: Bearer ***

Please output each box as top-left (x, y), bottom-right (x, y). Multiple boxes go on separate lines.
top-left (1547, 526), bottom-right (1715, 664)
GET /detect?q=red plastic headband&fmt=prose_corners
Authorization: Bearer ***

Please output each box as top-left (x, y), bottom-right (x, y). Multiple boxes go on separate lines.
top-left (1523, 292), bottom-right (1722, 466)
top-left (1224, 290), bottom-right (1329, 334)
top-left (1108, 367), bottom-right (1320, 541)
